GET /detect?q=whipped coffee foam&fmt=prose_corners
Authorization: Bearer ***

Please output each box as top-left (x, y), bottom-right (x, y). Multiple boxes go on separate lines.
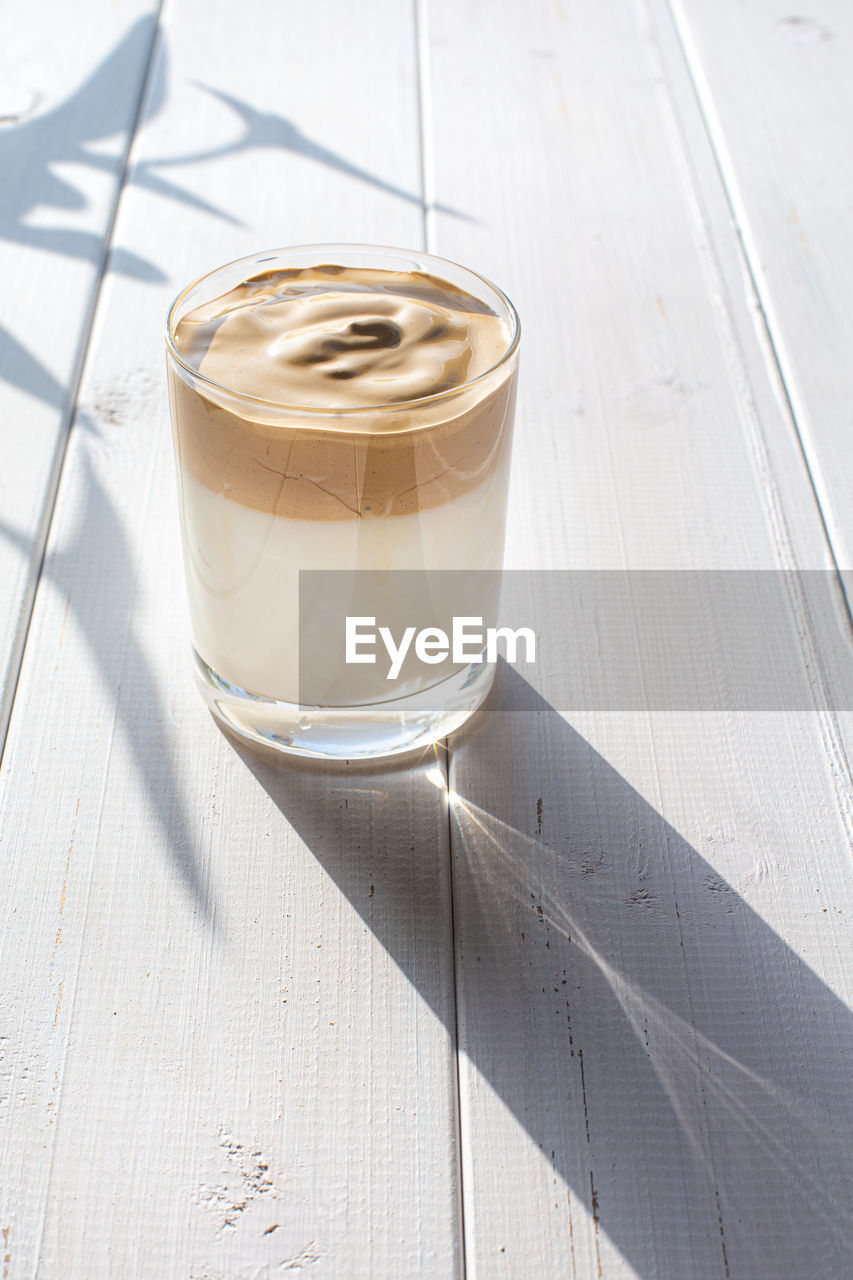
top-left (174, 265), bottom-right (509, 409)
top-left (169, 263), bottom-right (517, 520)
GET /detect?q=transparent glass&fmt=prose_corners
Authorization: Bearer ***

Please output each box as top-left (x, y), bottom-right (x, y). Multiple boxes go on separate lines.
top-left (165, 243), bottom-right (520, 759)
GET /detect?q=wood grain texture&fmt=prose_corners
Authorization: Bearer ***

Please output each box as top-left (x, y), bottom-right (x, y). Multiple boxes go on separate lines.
top-left (425, 1), bottom-right (853, 1276)
top-left (666, 0), bottom-right (853, 575)
top-left (4, 0), bottom-right (853, 1277)
top-left (0, 0), bottom-right (158, 748)
top-left (0, 3), bottom-right (462, 1278)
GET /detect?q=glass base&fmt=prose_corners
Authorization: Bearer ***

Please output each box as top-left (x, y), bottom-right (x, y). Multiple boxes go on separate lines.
top-left (192, 650), bottom-right (496, 760)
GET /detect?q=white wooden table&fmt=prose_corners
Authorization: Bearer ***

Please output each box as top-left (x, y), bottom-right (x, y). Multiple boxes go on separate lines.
top-left (2, 3), bottom-right (852, 1277)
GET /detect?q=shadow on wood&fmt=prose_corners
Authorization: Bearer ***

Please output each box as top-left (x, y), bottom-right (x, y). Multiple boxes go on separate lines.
top-left (234, 662), bottom-right (853, 1280)
top-left (0, 442), bottom-right (217, 926)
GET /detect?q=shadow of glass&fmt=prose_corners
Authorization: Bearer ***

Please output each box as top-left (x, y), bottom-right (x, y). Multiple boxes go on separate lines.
top-left (232, 662), bottom-right (853, 1280)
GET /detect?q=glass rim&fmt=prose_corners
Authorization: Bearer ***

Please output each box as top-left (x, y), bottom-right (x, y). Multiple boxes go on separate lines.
top-left (164, 242), bottom-right (520, 416)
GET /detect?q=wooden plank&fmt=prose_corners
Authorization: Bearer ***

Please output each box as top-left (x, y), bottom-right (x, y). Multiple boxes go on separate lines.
top-left (425, 1), bottom-right (853, 1276)
top-left (0, 3), bottom-right (463, 1278)
top-left (665, 0), bottom-right (853, 575)
top-left (0, 1), bottom-right (159, 747)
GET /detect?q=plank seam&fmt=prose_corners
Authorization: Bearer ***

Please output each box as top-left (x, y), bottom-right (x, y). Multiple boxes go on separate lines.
top-left (414, 0), bottom-right (436, 253)
top-left (27, 616), bottom-right (135, 1280)
top-left (17, 11), bottom-right (168, 1276)
top-left (0, 3), bottom-right (167, 772)
top-left (641, 0), bottom-right (853, 854)
top-left (416, 2), bottom-right (467, 1270)
top-left (444, 737), bottom-right (469, 1280)
top-left (661, 0), bottom-right (853, 619)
